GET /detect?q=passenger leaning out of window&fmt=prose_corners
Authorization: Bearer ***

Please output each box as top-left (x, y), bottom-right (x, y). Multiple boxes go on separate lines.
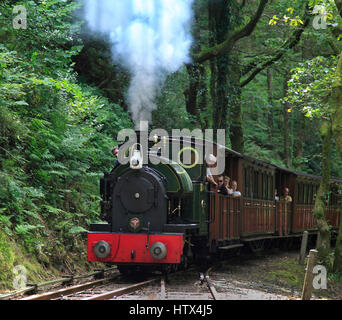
top-left (206, 154), bottom-right (218, 189)
top-left (232, 180), bottom-right (241, 198)
top-left (283, 187), bottom-right (292, 202)
top-left (224, 176), bottom-right (233, 195)
top-left (217, 175), bottom-right (228, 195)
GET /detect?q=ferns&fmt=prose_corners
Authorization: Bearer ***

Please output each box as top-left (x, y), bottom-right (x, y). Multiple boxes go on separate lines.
top-left (0, 3), bottom-right (132, 264)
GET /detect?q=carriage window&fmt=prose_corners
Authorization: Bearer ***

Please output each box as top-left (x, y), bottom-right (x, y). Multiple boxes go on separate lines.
top-left (244, 168), bottom-right (248, 197)
top-left (244, 167), bottom-right (254, 198)
top-left (301, 183), bottom-right (304, 204)
top-left (315, 185), bottom-right (319, 202)
top-left (297, 183), bottom-right (300, 203)
top-left (254, 171), bottom-right (259, 199)
top-left (249, 168), bottom-right (252, 198)
top-left (308, 185), bottom-right (311, 204)
top-left (304, 184), bottom-right (307, 204)
top-left (298, 183), bottom-right (302, 204)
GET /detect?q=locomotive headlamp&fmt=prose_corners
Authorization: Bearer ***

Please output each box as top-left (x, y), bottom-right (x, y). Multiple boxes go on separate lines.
top-left (130, 143), bottom-right (143, 170)
top-left (93, 241), bottom-right (111, 259)
top-left (150, 242), bottom-right (167, 260)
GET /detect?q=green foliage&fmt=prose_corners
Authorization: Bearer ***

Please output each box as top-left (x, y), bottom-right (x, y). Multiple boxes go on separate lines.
top-left (0, 0), bottom-right (132, 276)
top-left (286, 56), bottom-right (338, 117)
top-left (153, 69), bottom-right (196, 131)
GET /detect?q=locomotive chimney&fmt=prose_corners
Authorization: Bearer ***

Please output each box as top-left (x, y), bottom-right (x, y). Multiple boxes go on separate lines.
top-left (136, 120), bottom-right (149, 133)
top-left (135, 121), bottom-right (149, 143)
top-left (133, 121), bottom-right (149, 167)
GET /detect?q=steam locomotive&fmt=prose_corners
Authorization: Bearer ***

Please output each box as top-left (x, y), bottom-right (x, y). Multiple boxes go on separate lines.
top-left (87, 133), bottom-right (342, 274)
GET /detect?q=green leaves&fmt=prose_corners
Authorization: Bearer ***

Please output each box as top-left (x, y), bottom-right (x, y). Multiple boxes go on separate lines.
top-left (285, 56), bottom-right (338, 118)
top-left (0, 1), bottom-right (132, 260)
top-left (68, 226), bottom-right (87, 235)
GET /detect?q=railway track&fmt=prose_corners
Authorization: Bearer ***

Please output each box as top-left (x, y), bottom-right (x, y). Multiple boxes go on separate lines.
top-left (113, 268), bottom-right (220, 300)
top-left (200, 269), bottom-right (219, 300)
top-left (20, 276), bottom-right (160, 300)
top-left (0, 268), bottom-right (119, 300)
top-left (2, 263), bottom-right (219, 301)
top-left (21, 270), bottom-right (218, 300)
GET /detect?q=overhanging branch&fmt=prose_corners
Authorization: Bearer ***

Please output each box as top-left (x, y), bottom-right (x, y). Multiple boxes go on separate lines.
top-left (192, 0), bottom-right (269, 64)
top-left (240, 11), bottom-right (310, 88)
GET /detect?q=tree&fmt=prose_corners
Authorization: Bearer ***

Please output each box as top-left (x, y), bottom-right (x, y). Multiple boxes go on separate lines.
top-left (314, 120), bottom-right (333, 267)
top-left (187, 0), bottom-right (310, 153)
top-left (330, 52), bottom-right (342, 272)
top-left (285, 53), bottom-right (338, 267)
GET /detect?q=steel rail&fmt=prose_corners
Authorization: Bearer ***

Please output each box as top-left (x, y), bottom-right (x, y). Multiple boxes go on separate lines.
top-left (0, 287), bottom-right (36, 300)
top-left (160, 278), bottom-right (166, 300)
top-left (204, 274), bottom-right (219, 300)
top-left (200, 268), bottom-right (219, 300)
top-left (0, 267), bottom-right (117, 300)
top-left (21, 275), bottom-right (120, 300)
top-left (82, 278), bottom-right (160, 300)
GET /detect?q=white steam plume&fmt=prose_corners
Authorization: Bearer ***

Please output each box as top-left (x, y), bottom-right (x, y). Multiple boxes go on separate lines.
top-left (84, 0), bottom-right (194, 129)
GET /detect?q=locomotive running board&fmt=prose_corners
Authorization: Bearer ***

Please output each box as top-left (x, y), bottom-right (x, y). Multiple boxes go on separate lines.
top-left (242, 234), bottom-right (303, 242)
top-left (218, 244), bottom-right (244, 250)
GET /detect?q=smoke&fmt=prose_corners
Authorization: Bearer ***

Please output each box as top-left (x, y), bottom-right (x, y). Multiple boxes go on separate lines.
top-left (83, 0), bottom-right (194, 129)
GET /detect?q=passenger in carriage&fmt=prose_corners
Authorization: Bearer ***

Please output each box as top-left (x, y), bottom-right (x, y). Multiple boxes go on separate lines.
top-left (224, 176), bottom-right (233, 195)
top-left (112, 146), bottom-right (120, 169)
top-left (205, 154), bottom-right (218, 188)
top-left (217, 175), bottom-right (228, 195)
top-left (231, 180), bottom-right (241, 198)
top-left (275, 189), bottom-right (280, 201)
top-left (283, 187), bottom-right (292, 202)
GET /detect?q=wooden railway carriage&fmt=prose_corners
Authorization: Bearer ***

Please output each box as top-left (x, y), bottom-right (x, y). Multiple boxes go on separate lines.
top-left (88, 134), bottom-right (342, 271)
top-left (207, 150), bottom-right (341, 254)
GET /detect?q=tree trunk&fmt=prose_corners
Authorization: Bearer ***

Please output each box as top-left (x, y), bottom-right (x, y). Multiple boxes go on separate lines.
top-left (294, 113), bottom-right (305, 170)
top-left (267, 68), bottom-right (273, 141)
top-left (198, 65), bottom-right (209, 129)
top-left (314, 119), bottom-right (332, 268)
top-left (331, 52), bottom-right (342, 272)
top-left (331, 53), bottom-right (342, 160)
top-left (185, 64), bottom-right (201, 119)
top-left (208, 1), bottom-right (245, 152)
top-left (229, 55), bottom-right (244, 153)
top-left (208, 0), bottom-right (230, 131)
top-left (283, 72), bottom-right (291, 167)
top-left (334, 207), bottom-right (342, 272)
top-left (184, 1), bottom-right (203, 123)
